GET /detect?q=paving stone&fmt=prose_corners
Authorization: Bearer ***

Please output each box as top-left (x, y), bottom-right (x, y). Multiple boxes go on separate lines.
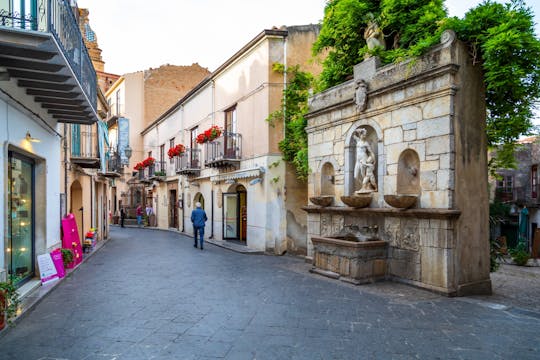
top-left (1, 227), bottom-right (539, 359)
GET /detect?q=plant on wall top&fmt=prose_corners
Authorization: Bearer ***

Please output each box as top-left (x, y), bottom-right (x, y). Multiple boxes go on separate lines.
top-left (312, 0), bottom-right (540, 170)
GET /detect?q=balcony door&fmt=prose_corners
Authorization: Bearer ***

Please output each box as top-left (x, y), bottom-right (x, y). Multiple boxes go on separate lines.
top-left (71, 124), bottom-right (81, 156)
top-left (224, 107), bottom-right (237, 158)
top-left (7, 151), bottom-right (35, 286)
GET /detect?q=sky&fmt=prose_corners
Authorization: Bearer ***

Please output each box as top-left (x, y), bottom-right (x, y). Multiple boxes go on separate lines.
top-left (77, 0), bottom-right (540, 76)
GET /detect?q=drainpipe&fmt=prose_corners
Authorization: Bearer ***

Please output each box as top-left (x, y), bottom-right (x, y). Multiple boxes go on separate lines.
top-left (90, 175), bottom-right (94, 229)
top-left (210, 189), bottom-right (214, 239)
top-left (63, 124), bottom-right (68, 214)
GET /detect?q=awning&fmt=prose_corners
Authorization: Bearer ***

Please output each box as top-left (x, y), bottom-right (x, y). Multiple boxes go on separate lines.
top-left (210, 167), bottom-right (265, 183)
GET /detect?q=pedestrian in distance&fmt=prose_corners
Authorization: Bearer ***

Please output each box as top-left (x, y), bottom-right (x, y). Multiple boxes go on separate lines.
top-left (136, 204), bottom-right (143, 227)
top-left (191, 202), bottom-right (207, 250)
top-left (120, 208), bottom-right (126, 228)
top-left (145, 203), bottom-right (154, 227)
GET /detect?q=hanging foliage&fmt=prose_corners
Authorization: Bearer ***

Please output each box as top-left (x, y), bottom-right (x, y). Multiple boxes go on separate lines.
top-left (312, 0), bottom-right (540, 169)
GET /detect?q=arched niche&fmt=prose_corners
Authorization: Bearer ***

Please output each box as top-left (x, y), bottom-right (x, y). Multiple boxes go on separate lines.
top-left (344, 125), bottom-right (379, 195)
top-left (321, 162), bottom-right (335, 196)
top-left (194, 192), bottom-right (205, 209)
top-left (397, 149), bottom-right (420, 195)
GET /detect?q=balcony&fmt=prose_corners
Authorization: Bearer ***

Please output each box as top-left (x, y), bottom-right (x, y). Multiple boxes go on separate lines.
top-left (99, 151), bottom-right (123, 178)
top-left (137, 161), bottom-right (166, 183)
top-left (176, 148), bottom-right (201, 175)
top-left (70, 129), bottom-right (99, 168)
top-left (204, 132), bottom-right (242, 168)
top-left (0, 0), bottom-right (98, 124)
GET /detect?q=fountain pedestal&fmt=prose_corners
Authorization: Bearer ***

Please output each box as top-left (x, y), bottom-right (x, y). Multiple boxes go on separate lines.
top-left (310, 236), bottom-right (387, 284)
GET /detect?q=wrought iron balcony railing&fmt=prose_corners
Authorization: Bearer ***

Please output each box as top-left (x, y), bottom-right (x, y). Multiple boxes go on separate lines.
top-left (0, 0), bottom-right (97, 124)
top-left (204, 132), bottom-right (242, 168)
top-left (70, 130), bottom-right (99, 168)
top-left (176, 148), bottom-right (201, 175)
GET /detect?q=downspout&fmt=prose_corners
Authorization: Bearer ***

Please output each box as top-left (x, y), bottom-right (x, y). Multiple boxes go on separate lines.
top-left (210, 80), bottom-right (215, 239)
top-left (90, 175), bottom-right (94, 229)
top-left (63, 124), bottom-right (68, 213)
top-left (210, 189), bottom-right (214, 239)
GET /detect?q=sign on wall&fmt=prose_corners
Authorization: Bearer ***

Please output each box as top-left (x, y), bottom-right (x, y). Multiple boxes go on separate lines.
top-left (118, 117), bottom-right (130, 165)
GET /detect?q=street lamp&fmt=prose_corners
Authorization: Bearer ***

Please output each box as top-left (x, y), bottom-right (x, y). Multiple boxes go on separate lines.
top-left (121, 145), bottom-right (132, 167)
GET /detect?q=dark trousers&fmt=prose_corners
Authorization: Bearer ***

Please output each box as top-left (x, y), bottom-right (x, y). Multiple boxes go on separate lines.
top-left (120, 216), bottom-right (125, 227)
top-left (194, 226), bottom-right (204, 248)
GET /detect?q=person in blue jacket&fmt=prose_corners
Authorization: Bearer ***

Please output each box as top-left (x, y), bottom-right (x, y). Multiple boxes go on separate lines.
top-left (191, 202), bottom-right (208, 250)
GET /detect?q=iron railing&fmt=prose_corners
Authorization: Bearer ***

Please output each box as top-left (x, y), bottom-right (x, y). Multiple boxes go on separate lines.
top-left (176, 148), bottom-right (201, 173)
top-left (106, 151), bottom-right (122, 174)
top-left (0, 0), bottom-right (97, 111)
top-left (71, 130), bottom-right (98, 158)
top-left (204, 132), bottom-right (242, 165)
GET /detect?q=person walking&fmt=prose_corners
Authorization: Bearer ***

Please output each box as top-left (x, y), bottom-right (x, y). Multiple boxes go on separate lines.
top-left (136, 204), bottom-right (143, 227)
top-left (120, 208), bottom-right (126, 228)
top-left (145, 204), bottom-right (154, 227)
top-left (191, 202), bottom-right (207, 250)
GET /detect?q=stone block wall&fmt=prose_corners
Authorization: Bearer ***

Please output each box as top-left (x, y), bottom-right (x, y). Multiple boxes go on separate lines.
top-left (304, 31), bottom-right (491, 296)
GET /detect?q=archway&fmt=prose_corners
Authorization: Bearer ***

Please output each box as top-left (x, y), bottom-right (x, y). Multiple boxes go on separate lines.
top-left (70, 180), bottom-right (83, 241)
top-left (223, 184), bottom-right (247, 241)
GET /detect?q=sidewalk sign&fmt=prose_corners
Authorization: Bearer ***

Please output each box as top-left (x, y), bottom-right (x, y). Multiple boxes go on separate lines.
top-left (37, 253), bottom-right (59, 285)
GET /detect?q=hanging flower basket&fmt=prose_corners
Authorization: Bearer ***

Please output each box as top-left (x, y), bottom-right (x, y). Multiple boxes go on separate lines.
top-left (134, 162), bottom-right (144, 171)
top-left (196, 125), bottom-right (222, 144)
top-left (141, 157), bottom-right (155, 168)
top-left (167, 144), bottom-right (186, 159)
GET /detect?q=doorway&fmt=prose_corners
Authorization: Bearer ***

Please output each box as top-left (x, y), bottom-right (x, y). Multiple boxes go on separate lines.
top-left (70, 180), bottom-right (83, 243)
top-left (169, 189), bottom-right (178, 229)
top-left (7, 151), bottom-right (35, 286)
top-left (222, 184), bottom-right (246, 241)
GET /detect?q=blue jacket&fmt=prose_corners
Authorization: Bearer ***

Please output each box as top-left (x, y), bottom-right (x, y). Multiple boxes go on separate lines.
top-left (191, 208), bottom-right (207, 228)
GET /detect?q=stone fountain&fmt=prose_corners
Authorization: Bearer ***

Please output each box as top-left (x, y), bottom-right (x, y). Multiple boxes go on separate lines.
top-left (303, 31), bottom-right (492, 296)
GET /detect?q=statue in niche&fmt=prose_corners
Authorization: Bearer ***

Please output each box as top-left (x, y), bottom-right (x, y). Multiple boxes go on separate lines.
top-left (353, 128), bottom-right (377, 193)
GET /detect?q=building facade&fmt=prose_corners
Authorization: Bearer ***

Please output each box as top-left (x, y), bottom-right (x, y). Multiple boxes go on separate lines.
top-left (1, 0), bottom-right (98, 286)
top-left (105, 65), bottom-right (210, 220)
top-left (141, 25), bottom-right (321, 255)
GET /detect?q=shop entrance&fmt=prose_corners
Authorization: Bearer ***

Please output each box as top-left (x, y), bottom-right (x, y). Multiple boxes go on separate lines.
top-left (223, 185), bottom-right (247, 241)
top-left (7, 151), bottom-right (35, 286)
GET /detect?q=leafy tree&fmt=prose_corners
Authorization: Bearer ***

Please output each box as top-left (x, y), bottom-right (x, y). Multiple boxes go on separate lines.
top-left (266, 64), bottom-right (313, 181)
top-left (311, 0), bottom-right (540, 170)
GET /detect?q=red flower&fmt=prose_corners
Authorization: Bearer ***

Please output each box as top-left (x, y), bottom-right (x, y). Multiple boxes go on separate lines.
top-left (196, 133), bottom-right (207, 144)
top-left (134, 162), bottom-right (144, 170)
top-left (168, 144), bottom-right (186, 158)
top-left (141, 157), bottom-right (155, 168)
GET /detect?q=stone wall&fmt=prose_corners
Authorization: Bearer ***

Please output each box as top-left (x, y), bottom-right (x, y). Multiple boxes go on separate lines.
top-left (305, 31), bottom-right (491, 296)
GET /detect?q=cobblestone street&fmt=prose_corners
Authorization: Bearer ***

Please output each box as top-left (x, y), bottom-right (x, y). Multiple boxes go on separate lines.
top-left (1, 227), bottom-right (539, 360)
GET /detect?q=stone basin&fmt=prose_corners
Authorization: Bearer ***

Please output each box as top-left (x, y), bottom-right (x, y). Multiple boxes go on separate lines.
top-left (309, 195), bottom-right (334, 207)
top-left (341, 194), bottom-right (372, 208)
top-left (384, 194), bottom-right (417, 209)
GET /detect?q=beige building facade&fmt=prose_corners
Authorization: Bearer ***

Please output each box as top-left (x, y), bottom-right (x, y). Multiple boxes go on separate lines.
top-left (141, 25), bottom-right (321, 254)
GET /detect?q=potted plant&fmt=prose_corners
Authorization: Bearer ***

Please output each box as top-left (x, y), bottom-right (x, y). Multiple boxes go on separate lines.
top-left (0, 280), bottom-right (20, 330)
top-left (61, 248), bottom-right (74, 269)
top-left (509, 243), bottom-right (530, 266)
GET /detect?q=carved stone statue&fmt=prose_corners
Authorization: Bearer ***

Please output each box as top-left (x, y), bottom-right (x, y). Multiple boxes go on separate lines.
top-left (353, 128), bottom-right (377, 193)
top-left (364, 16), bottom-right (386, 54)
top-left (354, 79), bottom-right (368, 112)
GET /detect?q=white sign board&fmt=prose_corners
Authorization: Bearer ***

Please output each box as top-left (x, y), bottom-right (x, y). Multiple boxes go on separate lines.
top-left (37, 253), bottom-right (59, 285)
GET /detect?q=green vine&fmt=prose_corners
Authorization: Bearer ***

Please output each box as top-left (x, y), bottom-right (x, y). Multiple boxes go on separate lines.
top-left (313, 0), bottom-right (540, 169)
top-left (267, 63), bottom-right (314, 181)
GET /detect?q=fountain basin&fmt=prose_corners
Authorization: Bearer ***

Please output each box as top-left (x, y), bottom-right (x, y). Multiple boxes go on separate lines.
top-left (311, 236), bottom-right (387, 284)
top-left (341, 194), bottom-right (372, 208)
top-left (309, 195), bottom-right (334, 207)
top-left (384, 194), bottom-right (417, 209)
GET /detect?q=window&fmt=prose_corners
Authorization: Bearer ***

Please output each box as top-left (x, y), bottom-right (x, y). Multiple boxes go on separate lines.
top-left (190, 127), bottom-right (198, 149)
top-left (532, 166), bottom-right (538, 198)
top-left (225, 107), bottom-right (237, 158)
top-left (160, 144), bottom-right (165, 172)
top-left (496, 175), bottom-right (513, 193)
top-left (169, 138), bottom-right (175, 163)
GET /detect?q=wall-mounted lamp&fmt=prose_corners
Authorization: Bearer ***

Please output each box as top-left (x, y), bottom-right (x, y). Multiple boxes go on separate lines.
top-left (249, 178), bottom-right (262, 186)
top-left (25, 131), bottom-right (40, 143)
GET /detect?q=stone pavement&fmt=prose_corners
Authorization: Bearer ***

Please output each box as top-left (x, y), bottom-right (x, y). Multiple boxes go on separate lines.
top-left (1, 227), bottom-right (539, 360)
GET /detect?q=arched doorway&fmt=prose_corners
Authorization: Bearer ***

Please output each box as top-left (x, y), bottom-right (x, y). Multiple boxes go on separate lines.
top-left (223, 184), bottom-right (247, 241)
top-left (70, 180), bottom-right (83, 241)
